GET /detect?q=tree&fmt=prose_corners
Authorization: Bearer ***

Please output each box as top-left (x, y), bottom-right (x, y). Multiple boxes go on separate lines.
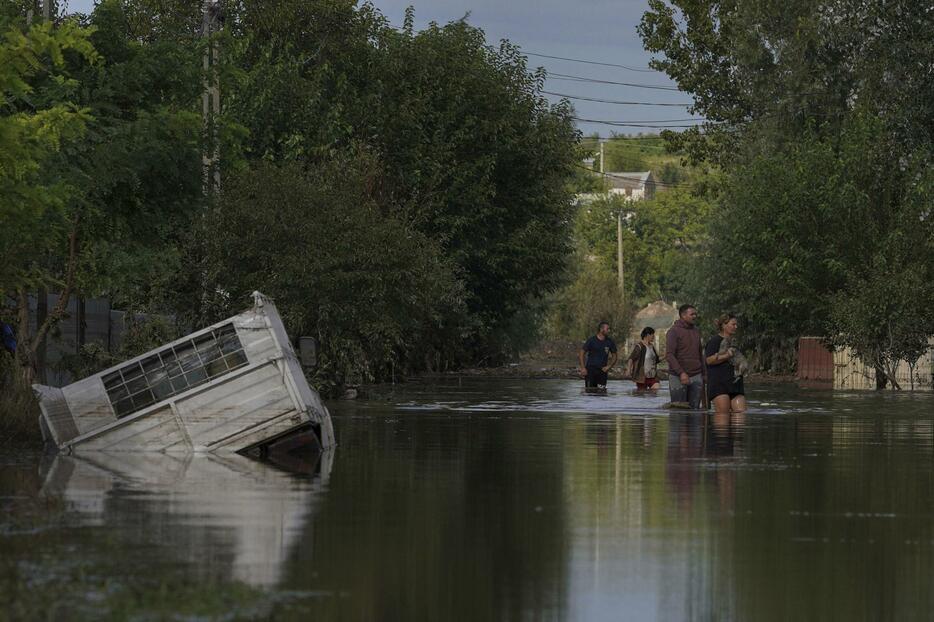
top-left (67, 0), bottom-right (205, 311)
top-left (0, 12), bottom-right (97, 381)
top-left (572, 187), bottom-right (713, 307)
top-left (638, 0), bottom-right (934, 380)
top-left (3, 1), bottom-right (213, 383)
top-left (829, 167), bottom-right (934, 390)
top-left (221, 2), bottom-right (580, 365)
top-left (200, 154), bottom-right (464, 392)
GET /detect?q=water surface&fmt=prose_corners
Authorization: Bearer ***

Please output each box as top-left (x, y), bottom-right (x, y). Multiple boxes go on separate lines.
top-left (2, 378), bottom-right (933, 620)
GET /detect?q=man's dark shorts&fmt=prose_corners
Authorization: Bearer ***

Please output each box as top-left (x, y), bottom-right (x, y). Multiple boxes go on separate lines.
top-left (585, 366), bottom-right (608, 388)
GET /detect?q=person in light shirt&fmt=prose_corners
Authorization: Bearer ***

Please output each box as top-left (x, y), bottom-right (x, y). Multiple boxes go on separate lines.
top-left (627, 326), bottom-right (663, 391)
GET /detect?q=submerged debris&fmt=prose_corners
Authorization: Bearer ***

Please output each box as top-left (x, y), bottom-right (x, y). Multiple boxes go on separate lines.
top-left (34, 292), bottom-right (334, 455)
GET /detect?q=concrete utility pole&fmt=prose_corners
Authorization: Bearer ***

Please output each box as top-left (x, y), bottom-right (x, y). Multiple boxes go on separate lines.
top-left (617, 211), bottom-right (624, 300)
top-left (26, 0), bottom-right (45, 25)
top-left (202, 0), bottom-right (222, 197)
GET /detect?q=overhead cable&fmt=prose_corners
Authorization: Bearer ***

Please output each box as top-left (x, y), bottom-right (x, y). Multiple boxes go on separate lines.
top-left (549, 73), bottom-right (681, 91)
top-left (542, 91), bottom-right (692, 106)
top-left (579, 134), bottom-right (679, 141)
top-left (525, 51), bottom-right (658, 73)
top-left (573, 116), bottom-right (709, 129)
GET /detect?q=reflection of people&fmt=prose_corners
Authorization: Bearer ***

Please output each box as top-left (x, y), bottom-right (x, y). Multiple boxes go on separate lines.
top-left (704, 313), bottom-right (748, 414)
top-left (578, 321), bottom-right (618, 389)
top-left (665, 304), bottom-right (704, 408)
top-left (627, 327), bottom-right (662, 391)
top-left (665, 413), bottom-right (704, 508)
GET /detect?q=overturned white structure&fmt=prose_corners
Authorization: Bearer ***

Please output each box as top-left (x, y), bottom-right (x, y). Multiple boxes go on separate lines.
top-left (34, 292), bottom-right (335, 454)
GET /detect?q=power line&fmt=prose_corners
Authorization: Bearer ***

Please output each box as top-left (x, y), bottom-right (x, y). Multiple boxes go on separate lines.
top-left (542, 91), bottom-right (692, 107)
top-left (549, 73), bottom-right (681, 91)
top-left (579, 134), bottom-right (682, 141)
top-left (525, 51), bottom-right (658, 73)
top-left (586, 117), bottom-right (705, 123)
top-left (573, 116), bottom-right (709, 129)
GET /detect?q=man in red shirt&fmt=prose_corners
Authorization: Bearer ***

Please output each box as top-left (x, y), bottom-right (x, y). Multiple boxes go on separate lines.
top-left (665, 304), bottom-right (705, 408)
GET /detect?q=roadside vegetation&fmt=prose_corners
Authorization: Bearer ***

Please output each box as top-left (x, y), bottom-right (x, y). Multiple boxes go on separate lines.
top-left (0, 0), bottom-right (579, 405)
top-left (633, 0), bottom-right (934, 379)
top-left (1, 0), bottom-right (931, 421)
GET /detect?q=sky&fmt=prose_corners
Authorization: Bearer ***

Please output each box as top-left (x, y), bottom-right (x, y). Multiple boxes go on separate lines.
top-left (65, 0), bottom-right (698, 137)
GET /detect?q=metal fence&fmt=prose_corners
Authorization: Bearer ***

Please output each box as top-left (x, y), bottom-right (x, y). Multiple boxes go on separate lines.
top-left (24, 294), bottom-right (132, 387)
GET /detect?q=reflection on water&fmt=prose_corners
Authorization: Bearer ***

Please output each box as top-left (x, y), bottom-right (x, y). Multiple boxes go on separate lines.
top-left (3, 378), bottom-right (934, 620)
top-left (39, 451), bottom-right (331, 588)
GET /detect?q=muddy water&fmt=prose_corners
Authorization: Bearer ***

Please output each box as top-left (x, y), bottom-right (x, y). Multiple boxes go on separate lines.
top-left (2, 378), bottom-right (934, 621)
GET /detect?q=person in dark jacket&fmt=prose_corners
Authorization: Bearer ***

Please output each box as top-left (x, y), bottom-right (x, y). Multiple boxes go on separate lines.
top-left (578, 321), bottom-right (618, 389)
top-left (665, 304), bottom-right (705, 408)
top-left (627, 326), bottom-right (662, 391)
top-left (704, 313), bottom-right (748, 414)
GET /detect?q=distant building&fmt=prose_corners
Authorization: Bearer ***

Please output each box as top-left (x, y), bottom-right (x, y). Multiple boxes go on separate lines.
top-left (576, 170), bottom-right (657, 205)
top-left (603, 171), bottom-right (657, 200)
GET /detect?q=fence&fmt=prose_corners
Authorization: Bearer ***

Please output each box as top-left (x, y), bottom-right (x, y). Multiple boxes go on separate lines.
top-left (833, 340), bottom-right (934, 391)
top-left (23, 294), bottom-right (133, 387)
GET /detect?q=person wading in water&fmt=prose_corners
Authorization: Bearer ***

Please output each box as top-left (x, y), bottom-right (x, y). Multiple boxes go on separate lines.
top-left (665, 304), bottom-right (705, 409)
top-left (578, 321), bottom-right (618, 390)
top-left (705, 313), bottom-right (748, 414)
top-left (627, 326), bottom-right (662, 391)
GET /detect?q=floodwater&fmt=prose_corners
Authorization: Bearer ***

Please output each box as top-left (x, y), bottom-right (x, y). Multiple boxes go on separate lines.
top-left (2, 379), bottom-right (934, 621)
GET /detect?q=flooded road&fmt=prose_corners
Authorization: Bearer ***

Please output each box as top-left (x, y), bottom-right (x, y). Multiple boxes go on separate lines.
top-left (2, 378), bottom-right (934, 620)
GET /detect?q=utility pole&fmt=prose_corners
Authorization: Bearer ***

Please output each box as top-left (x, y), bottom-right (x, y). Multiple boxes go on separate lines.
top-left (617, 211), bottom-right (624, 300)
top-left (202, 0), bottom-right (222, 197)
top-left (26, 0), bottom-right (49, 25)
top-left (599, 141), bottom-right (605, 174)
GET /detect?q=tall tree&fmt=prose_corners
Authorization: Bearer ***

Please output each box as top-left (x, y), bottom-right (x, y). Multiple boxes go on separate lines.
top-left (638, 0), bottom-right (934, 377)
top-left (221, 2), bottom-right (579, 365)
top-left (0, 11), bottom-right (97, 381)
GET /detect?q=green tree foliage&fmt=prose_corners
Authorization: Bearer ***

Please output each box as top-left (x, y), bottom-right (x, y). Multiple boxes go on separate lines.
top-left (0, 11), bottom-right (97, 379)
top-left (639, 0), bottom-right (934, 163)
top-left (638, 0), bottom-right (934, 380)
top-left (0, 17), bottom-right (96, 296)
top-left (572, 188), bottom-right (712, 305)
top-left (543, 259), bottom-right (631, 344)
top-left (2, 1), bottom-right (210, 383)
top-left (68, 0), bottom-right (205, 310)
top-left (3, 0), bottom-right (579, 393)
top-left (201, 155), bottom-right (463, 391)
top-left (829, 165), bottom-right (934, 389)
top-left (221, 4), bottom-right (579, 362)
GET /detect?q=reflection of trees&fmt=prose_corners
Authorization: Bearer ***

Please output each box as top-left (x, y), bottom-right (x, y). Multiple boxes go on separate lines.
top-left (284, 413), bottom-right (570, 621)
top-left (722, 415), bottom-right (934, 620)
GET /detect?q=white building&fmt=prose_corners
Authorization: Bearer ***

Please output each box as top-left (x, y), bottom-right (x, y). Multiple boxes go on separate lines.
top-left (576, 171), bottom-right (657, 204)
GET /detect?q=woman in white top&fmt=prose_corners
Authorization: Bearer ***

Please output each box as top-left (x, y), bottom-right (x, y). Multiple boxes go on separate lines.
top-left (627, 327), bottom-right (662, 391)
